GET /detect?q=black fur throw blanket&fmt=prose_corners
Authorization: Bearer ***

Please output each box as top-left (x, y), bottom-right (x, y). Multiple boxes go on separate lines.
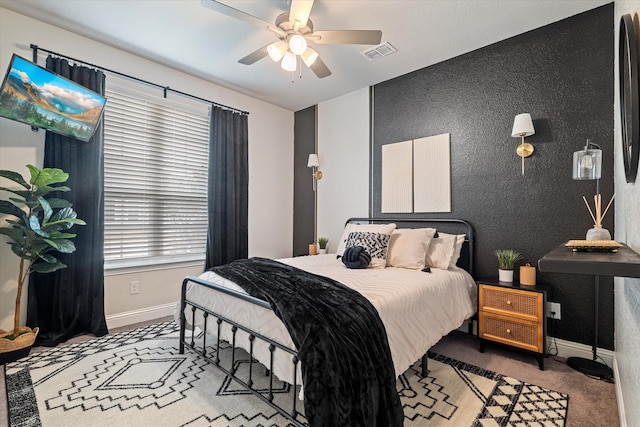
top-left (210, 257), bottom-right (404, 427)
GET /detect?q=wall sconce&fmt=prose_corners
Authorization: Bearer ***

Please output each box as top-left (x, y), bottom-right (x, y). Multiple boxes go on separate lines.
top-left (572, 139), bottom-right (614, 240)
top-left (307, 153), bottom-right (323, 255)
top-left (511, 113), bottom-right (535, 175)
top-left (307, 154), bottom-right (323, 191)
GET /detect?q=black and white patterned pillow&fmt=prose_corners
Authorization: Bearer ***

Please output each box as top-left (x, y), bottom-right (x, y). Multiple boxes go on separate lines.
top-left (344, 231), bottom-right (391, 269)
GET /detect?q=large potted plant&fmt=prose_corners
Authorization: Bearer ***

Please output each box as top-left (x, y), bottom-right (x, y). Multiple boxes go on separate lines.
top-left (0, 164), bottom-right (85, 363)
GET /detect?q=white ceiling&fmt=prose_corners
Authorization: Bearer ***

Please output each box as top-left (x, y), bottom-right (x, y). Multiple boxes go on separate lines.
top-left (0, 0), bottom-right (610, 111)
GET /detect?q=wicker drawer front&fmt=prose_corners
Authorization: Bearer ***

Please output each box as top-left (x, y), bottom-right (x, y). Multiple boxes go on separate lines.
top-left (480, 285), bottom-right (542, 321)
top-left (479, 313), bottom-right (543, 353)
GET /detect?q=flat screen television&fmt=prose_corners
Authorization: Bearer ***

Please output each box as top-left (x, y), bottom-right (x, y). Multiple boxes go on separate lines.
top-left (0, 54), bottom-right (106, 142)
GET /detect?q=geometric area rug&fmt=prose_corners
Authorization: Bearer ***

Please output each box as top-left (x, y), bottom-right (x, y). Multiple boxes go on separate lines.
top-left (4, 321), bottom-right (569, 427)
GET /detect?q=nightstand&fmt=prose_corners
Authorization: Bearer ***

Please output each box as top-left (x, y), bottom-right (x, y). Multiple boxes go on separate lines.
top-left (477, 280), bottom-right (547, 370)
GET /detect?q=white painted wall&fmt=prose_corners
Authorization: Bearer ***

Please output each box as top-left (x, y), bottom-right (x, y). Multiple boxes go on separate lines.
top-left (614, 2), bottom-right (640, 425)
top-left (316, 88), bottom-right (370, 252)
top-left (0, 7), bottom-right (294, 331)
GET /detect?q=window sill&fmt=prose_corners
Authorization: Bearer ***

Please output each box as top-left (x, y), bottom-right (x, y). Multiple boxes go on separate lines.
top-left (104, 255), bottom-right (205, 276)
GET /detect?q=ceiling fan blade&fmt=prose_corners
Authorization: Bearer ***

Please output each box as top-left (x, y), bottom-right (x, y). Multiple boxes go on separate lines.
top-left (312, 30), bottom-right (382, 45)
top-left (309, 56), bottom-right (331, 79)
top-left (200, 0), bottom-right (285, 36)
top-left (238, 45), bottom-right (270, 65)
top-left (289, 0), bottom-right (314, 28)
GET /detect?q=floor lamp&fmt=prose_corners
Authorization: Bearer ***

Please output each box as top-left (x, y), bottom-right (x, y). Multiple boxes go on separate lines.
top-left (307, 154), bottom-right (322, 255)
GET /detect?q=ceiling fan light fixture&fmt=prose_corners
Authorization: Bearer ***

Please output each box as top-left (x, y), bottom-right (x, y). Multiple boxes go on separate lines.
top-left (267, 41), bottom-right (287, 62)
top-left (301, 47), bottom-right (318, 67)
top-left (281, 51), bottom-right (297, 71)
top-left (288, 34), bottom-right (307, 55)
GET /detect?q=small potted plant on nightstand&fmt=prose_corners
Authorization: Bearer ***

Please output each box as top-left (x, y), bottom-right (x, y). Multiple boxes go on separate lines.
top-left (495, 249), bottom-right (523, 283)
top-left (318, 237), bottom-right (329, 254)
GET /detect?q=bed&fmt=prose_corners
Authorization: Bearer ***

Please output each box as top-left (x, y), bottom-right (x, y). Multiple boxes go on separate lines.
top-left (177, 218), bottom-right (477, 426)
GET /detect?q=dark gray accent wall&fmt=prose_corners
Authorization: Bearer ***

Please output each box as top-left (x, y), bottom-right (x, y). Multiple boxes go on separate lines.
top-left (293, 106), bottom-right (316, 256)
top-left (371, 4), bottom-right (614, 349)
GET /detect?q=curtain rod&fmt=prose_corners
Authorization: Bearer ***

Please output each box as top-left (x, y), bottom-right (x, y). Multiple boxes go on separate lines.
top-left (30, 44), bottom-right (249, 116)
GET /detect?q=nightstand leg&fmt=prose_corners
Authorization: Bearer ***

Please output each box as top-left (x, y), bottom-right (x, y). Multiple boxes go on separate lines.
top-left (479, 339), bottom-right (485, 353)
top-left (537, 354), bottom-right (545, 370)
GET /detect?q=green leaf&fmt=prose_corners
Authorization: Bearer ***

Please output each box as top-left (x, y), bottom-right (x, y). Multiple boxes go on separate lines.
top-left (0, 170), bottom-right (30, 189)
top-left (39, 196), bottom-right (53, 222)
top-left (48, 232), bottom-right (76, 239)
top-left (46, 198), bottom-right (72, 209)
top-left (0, 227), bottom-right (26, 243)
top-left (28, 216), bottom-right (47, 236)
top-left (31, 262), bottom-right (67, 274)
top-left (0, 200), bottom-right (25, 218)
top-left (0, 187), bottom-right (30, 199)
top-left (41, 238), bottom-right (59, 250)
top-left (10, 243), bottom-right (28, 258)
top-left (48, 239), bottom-right (76, 253)
top-left (27, 164), bottom-right (69, 187)
top-left (37, 253), bottom-right (58, 264)
top-left (33, 185), bottom-right (70, 198)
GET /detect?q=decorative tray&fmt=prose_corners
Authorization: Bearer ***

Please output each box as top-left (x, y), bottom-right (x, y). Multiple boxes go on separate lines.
top-left (565, 240), bottom-right (623, 252)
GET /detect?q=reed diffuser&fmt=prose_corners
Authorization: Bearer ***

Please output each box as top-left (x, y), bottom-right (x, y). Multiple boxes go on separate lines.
top-left (582, 193), bottom-right (614, 240)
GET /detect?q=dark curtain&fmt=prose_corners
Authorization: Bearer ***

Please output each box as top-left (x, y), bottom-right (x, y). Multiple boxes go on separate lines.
top-left (27, 56), bottom-right (108, 346)
top-left (205, 106), bottom-right (249, 268)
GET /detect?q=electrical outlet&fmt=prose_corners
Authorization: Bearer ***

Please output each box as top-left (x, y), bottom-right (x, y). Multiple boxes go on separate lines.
top-left (129, 280), bottom-right (140, 295)
top-left (546, 301), bottom-right (561, 320)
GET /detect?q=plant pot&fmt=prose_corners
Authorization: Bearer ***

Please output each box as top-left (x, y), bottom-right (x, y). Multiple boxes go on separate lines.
top-left (318, 248), bottom-right (327, 254)
top-left (498, 269), bottom-right (514, 283)
top-left (0, 326), bottom-right (39, 364)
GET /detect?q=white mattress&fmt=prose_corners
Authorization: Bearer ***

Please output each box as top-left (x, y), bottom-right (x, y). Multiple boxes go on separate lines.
top-left (175, 254), bottom-right (477, 388)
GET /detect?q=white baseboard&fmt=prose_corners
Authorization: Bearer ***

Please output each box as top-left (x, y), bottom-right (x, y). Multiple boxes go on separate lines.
top-left (106, 303), bottom-right (175, 330)
top-left (546, 335), bottom-right (614, 367)
top-left (613, 355), bottom-right (627, 427)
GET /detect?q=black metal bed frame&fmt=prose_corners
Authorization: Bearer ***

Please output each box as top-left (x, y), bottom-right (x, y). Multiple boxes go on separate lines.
top-left (178, 218), bottom-right (475, 427)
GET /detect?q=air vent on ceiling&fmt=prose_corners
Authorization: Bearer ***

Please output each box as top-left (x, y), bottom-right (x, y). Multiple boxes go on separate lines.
top-left (361, 42), bottom-right (397, 61)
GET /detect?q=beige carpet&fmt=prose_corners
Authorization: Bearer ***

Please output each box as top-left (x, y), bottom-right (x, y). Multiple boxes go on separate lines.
top-left (0, 318), bottom-right (616, 427)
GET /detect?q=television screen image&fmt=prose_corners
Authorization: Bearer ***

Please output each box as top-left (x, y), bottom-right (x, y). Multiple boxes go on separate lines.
top-left (0, 54), bottom-right (106, 142)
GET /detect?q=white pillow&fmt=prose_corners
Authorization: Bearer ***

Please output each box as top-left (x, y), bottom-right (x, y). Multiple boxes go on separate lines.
top-left (386, 228), bottom-right (437, 269)
top-left (336, 223), bottom-right (396, 257)
top-left (344, 231), bottom-right (391, 269)
top-left (425, 232), bottom-right (466, 270)
top-left (440, 233), bottom-right (466, 269)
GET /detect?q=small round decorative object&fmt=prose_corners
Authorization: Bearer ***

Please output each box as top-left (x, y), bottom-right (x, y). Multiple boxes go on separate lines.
top-left (619, 14), bottom-right (639, 183)
top-left (586, 226), bottom-right (612, 241)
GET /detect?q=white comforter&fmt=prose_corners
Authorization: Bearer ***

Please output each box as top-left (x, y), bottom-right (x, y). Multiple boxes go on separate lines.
top-left (176, 254), bottom-right (477, 387)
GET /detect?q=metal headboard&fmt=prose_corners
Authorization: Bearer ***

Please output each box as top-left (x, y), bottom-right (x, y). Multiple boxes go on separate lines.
top-left (345, 217), bottom-right (475, 277)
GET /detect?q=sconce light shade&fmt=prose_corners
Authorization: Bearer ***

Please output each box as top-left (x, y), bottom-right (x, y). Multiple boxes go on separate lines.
top-left (573, 141), bottom-right (602, 180)
top-left (307, 154), bottom-right (320, 168)
top-left (511, 113), bottom-right (535, 137)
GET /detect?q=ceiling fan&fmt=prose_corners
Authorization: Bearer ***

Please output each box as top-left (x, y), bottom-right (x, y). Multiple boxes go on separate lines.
top-left (201, 0), bottom-right (383, 79)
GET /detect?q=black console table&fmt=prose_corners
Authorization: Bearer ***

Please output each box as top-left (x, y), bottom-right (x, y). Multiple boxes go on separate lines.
top-left (538, 243), bottom-right (640, 380)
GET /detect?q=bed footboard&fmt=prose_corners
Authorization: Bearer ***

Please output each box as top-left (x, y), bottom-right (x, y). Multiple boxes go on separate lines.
top-left (179, 275), bottom-right (307, 427)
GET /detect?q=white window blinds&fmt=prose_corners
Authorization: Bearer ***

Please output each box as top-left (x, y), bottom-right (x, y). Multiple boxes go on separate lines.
top-left (103, 85), bottom-right (210, 268)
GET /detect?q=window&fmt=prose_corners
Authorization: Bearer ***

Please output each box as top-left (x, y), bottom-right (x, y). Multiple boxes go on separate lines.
top-left (103, 82), bottom-right (210, 268)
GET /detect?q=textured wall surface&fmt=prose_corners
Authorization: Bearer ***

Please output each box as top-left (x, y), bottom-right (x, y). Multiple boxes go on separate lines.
top-left (293, 106), bottom-right (316, 256)
top-left (372, 4), bottom-right (615, 349)
top-left (614, 1), bottom-right (640, 424)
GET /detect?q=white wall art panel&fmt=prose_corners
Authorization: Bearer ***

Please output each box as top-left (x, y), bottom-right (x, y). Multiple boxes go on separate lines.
top-left (381, 140), bottom-right (413, 213)
top-left (414, 133), bottom-right (451, 213)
